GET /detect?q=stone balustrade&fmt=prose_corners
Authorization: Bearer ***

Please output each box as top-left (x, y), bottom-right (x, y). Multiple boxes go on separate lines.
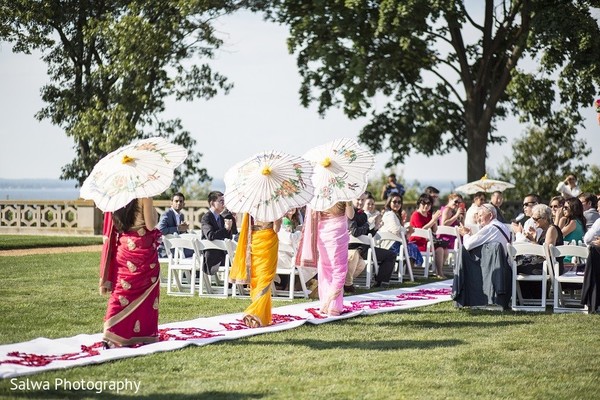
top-left (0, 200), bottom-right (209, 236)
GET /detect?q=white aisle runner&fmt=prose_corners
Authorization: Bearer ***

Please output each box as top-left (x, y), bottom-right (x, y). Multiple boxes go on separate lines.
top-left (0, 280), bottom-right (452, 378)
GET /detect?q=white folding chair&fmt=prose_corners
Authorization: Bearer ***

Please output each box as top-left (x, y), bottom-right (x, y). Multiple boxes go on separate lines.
top-left (409, 227), bottom-right (435, 278)
top-left (164, 236), bottom-right (202, 296)
top-left (549, 244), bottom-right (588, 313)
top-left (198, 239), bottom-right (233, 297)
top-left (508, 242), bottom-right (552, 311)
top-left (349, 234), bottom-right (378, 288)
top-left (375, 230), bottom-right (414, 283)
top-left (436, 225), bottom-right (462, 269)
top-left (273, 239), bottom-right (309, 299)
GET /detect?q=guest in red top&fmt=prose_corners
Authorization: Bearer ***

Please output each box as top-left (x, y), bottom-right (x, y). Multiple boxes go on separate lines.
top-left (409, 193), bottom-right (447, 279)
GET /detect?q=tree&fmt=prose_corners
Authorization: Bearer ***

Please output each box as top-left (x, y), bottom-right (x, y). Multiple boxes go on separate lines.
top-left (263, 0), bottom-right (600, 181)
top-left (497, 111), bottom-right (591, 202)
top-left (0, 0), bottom-right (244, 191)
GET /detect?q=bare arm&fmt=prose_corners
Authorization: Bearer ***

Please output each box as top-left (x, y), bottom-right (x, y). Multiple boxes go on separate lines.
top-left (345, 201), bottom-right (355, 219)
top-left (560, 220), bottom-right (576, 237)
top-left (141, 198), bottom-right (157, 230)
top-left (546, 225), bottom-right (558, 246)
top-left (273, 219), bottom-right (282, 233)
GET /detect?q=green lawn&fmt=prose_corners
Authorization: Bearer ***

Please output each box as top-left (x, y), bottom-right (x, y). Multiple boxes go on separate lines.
top-left (0, 234), bottom-right (102, 250)
top-left (0, 247), bottom-right (598, 399)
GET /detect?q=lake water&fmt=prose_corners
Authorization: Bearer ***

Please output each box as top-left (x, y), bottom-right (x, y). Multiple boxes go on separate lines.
top-left (0, 178), bottom-right (456, 201)
top-left (0, 179), bottom-right (80, 200)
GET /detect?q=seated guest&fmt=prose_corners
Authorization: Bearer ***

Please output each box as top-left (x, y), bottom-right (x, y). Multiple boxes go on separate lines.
top-left (557, 197), bottom-right (586, 254)
top-left (490, 191), bottom-right (506, 223)
top-left (517, 204), bottom-right (565, 299)
top-left (409, 193), bottom-right (446, 278)
top-left (512, 194), bottom-right (542, 243)
top-left (439, 193), bottom-right (465, 250)
top-left (363, 193), bottom-right (382, 230)
top-left (379, 193), bottom-right (423, 267)
top-left (579, 193), bottom-right (600, 230)
top-left (583, 217), bottom-right (600, 246)
top-left (549, 196), bottom-right (565, 222)
top-left (453, 204), bottom-right (512, 309)
top-left (157, 192), bottom-right (190, 257)
top-left (281, 207), bottom-right (303, 233)
top-left (200, 191), bottom-right (237, 274)
top-left (348, 192), bottom-right (396, 288)
top-left (158, 192), bottom-right (189, 235)
top-left (460, 204), bottom-right (511, 251)
top-left (464, 192), bottom-right (486, 226)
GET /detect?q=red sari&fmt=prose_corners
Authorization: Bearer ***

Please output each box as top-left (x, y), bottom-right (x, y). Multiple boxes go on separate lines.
top-left (100, 213), bottom-right (162, 347)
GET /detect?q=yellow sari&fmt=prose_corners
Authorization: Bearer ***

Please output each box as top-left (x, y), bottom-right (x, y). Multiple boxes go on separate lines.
top-left (230, 214), bottom-right (279, 327)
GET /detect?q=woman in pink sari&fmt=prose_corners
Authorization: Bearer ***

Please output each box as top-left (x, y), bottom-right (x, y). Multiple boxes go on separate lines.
top-left (100, 197), bottom-right (161, 348)
top-left (297, 201), bottom-right (354, 316)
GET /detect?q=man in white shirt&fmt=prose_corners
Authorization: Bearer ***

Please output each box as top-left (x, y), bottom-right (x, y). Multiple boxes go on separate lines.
top-left (556, 174), bottom-right (581, 198)
top-left (459, 204), bottom-right (511, 251)
top-left (464, 192), bottom-right (487, 226)
top-left (583, 217), bottom-right (600, 246)
top-left (511, 194), bottom-right (542, 243)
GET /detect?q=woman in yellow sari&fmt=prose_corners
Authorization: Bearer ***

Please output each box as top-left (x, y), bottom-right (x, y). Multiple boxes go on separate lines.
top-left (229, 213), bottom-right (281, 327)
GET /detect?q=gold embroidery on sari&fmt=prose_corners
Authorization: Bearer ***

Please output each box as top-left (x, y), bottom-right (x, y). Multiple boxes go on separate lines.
top-left (126, 261), bottom-right (137, 273)
top-left (153, 297), bottom-right (159, 310)
top-left (133, 320), bottom-right (140, 333)
top-left (151, 276), bottom-right (157, 283)
top-left (121, 279), bottom-right (132, 290)
top-left (127, 239), bottom-right (136, 250)
top-left (118, 296), bottom-right (130, 307)
top-left (150, 263), bottom-right (156, 269)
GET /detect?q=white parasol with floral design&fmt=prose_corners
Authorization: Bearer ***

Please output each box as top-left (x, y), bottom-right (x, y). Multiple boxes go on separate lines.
top-left (224, 150), bottom-right (314, 222)
top-left (454, 174), bottom-right (515, 195)
top-left (303, 138), bottom-right (375, 211)
top-left (80, 137), bottom-right (188, 212)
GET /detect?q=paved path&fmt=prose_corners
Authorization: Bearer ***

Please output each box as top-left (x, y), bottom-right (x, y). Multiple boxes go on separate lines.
top-left (0, 245), bottom-right (102, 257)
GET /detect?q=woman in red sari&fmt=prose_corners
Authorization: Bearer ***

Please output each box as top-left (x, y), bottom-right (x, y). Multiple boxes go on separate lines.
top-left (100, 197), bottom-right (161, 348)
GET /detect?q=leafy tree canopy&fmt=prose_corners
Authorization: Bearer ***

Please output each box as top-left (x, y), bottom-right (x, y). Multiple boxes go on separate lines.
top-left (497, 111), bottom-right (592, 202)
top-left (261, 0), bottom-right (600, 181)
top-left (0, 0), bottom-right (246, 194)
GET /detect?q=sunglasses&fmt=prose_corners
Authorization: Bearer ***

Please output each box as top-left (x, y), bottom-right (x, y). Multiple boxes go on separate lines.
top-left (532, 217), bottom-right (543, 222)
top-left (522, 201), bottom-right (537, 207)
top-left (550, 204), bottom-right (561, 209)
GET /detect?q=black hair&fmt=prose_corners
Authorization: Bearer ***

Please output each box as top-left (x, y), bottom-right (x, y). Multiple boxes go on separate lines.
top-left (207, 191), bottom-right (224, 206)
top-left (113, 199), bottom-right (138, 232)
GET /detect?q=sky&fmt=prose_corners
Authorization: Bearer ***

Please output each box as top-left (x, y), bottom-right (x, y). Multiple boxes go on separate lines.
top-left (0, 10), bottom-right (598, 188)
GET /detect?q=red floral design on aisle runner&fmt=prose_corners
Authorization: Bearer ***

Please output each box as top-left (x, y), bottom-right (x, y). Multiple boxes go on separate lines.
top-left (0, 288), bottom-right (451, 368)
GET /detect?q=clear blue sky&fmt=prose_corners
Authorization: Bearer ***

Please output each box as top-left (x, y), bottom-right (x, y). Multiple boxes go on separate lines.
top-left (0, 10), bottom-right (598, 187)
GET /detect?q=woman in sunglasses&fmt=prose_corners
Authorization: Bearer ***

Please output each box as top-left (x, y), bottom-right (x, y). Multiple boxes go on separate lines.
top-left (439, 193), bottom-right (465, 249)
top-left (549, 196), bottom-right (565, 221)
top-left (519, 204), bottom-right (565, 298)
top-left (409, 193), bottom-right (446, 278)
top-left (556, 197), bottom-right (587, 244)
top-left (379, 193), bottom-right (423, 267)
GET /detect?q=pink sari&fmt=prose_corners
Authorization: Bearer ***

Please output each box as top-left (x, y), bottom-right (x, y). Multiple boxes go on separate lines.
top-left (100, 213), bottom-right (162, 346)
top-left (297, 207), bottom-right (349, 315)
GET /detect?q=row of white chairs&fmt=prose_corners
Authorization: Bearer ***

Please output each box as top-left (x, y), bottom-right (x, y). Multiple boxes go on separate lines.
top-left (161, 233), bottom-right (312, 299)
top-left (509, 242), bottom-right (589, 312)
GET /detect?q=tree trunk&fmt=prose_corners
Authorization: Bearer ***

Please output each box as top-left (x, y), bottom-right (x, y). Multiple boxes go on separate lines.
top-left (466, 126), bottom-right (487, 182)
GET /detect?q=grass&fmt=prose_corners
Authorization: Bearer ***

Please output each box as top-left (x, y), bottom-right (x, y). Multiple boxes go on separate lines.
top-left (0, 242), bottom-right (599, 399)
top-left (0, 235), bottom-right (102, 250)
